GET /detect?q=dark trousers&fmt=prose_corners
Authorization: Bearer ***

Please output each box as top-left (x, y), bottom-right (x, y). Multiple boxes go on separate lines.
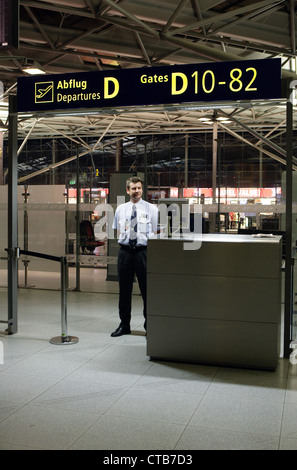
top-left (117, 245), bottom-right (147, 329)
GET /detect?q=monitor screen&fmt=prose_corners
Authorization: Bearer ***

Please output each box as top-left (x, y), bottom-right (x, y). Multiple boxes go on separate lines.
top-left (0, 0), bottom-right (19, 49)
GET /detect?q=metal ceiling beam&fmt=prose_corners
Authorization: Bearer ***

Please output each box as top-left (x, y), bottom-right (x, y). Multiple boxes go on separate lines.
top-left (179, 30), bottom-right (297, 58)
top-left (101, 0), bottom-right (159, 37)
top-left (161, 32), bottom-right (297, 79)
top-left (17, 119), bottom-right (37, 155)
top-left (223, 113), bottom-right (287, 158)
top-left (211, 1), bottom-right (287, 35)
top-left (18, 15), bottom-right (296, 63)
top-left (255, 119), bottom-right (287, 145)
top-left (42, 122), bottom-right (92, 150)
top-left (290, 0), bottom-right (296, 54)
top-left (217, 121), bottom-right (297, 171)
top-left (162, 0), bottom-right (190, 35)
top-left (20, 0), bottom-right (95, 18)
top-left (23, 5), bottom-right (56, 50)
top-left (84, 0), bottom-right (96, 17)
top-left (165, 0), bottom-right (286, 37)
top-left (135, 32), bottom-right (152, 65)
top-left (91, 116), bottom-right (117, 151)
top-left (17, 133), bottom-right (129, 183)
top-left (99, 13), bottom-right (153, 36)
top-left (17, 42), bottom-right (147, 69)
top-left (191, 0), bottom-right (206, 36)
top-left (161, 33), bottom-right (240, 62)
top-left (57, 24), bottom-right (112, 50)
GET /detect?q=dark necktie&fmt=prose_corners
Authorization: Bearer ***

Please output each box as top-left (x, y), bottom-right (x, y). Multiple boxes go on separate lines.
top-left (129, 205), bottom-right (137, 249)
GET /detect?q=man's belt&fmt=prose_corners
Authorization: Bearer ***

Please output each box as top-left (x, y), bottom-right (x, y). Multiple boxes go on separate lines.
top-left (119, 244), bottom-right (147, 252)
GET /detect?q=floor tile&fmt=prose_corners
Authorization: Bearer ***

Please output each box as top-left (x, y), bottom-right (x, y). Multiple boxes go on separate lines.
top-left (189, 394), bottom-right (283, 436)
top-left (279, 437), bottom-right (297, 450)
top-left (69, 357), bottom-right (153, 387)
top-left (70, 414), bottom-right (185, 450)
top-left (105, 387), bottom-right (203, 425)
top-left (175, 425), bottom-right (280, 450)
top-left (31, 376), bottom-right (127, 415)
top-left (281, 403), bottom-right (297, 439)
top-left (0, 404), bottom-right (99, 450)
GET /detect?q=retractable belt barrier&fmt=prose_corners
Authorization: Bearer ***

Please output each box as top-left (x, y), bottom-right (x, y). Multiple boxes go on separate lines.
top-left (18, 249), bottom-right (79, 345)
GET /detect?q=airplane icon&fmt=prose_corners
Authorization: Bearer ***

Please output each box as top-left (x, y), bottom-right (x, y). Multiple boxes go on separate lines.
top-left (36, 85), bottom-right (53, 99)
top-left (35, 82), bottom-right (54, 103)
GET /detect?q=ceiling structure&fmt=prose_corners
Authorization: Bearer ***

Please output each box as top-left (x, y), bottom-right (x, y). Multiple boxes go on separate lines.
top-left (0, 0), bottom-right (297, 186)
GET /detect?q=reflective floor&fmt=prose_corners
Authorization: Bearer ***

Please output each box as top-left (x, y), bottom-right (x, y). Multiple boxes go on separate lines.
top-left (1, 268), bottom-right (297, 450)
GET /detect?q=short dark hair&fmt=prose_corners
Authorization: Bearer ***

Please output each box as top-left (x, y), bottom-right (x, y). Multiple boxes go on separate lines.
top-left (126, 176), bottom-right (143, 189)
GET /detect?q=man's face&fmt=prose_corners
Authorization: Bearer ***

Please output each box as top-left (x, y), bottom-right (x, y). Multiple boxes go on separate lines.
top-left (127, 182), bottom-right (143, 202)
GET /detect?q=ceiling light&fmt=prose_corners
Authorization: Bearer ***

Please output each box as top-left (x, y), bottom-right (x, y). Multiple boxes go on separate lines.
top-left (23, 66), bottom-right (45, 75)
top-left (217, 116), bottom-right (232, 123)
top-left (22, 59), bottom-right (45, 75)
top-left (198, 115), bottom-right (232, 124)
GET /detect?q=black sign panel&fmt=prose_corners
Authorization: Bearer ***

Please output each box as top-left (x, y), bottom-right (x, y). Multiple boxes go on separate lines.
top-left (17, 58), bottom-right (281, 113)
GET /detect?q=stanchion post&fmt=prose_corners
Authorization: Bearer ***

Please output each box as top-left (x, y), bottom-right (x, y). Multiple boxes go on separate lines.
top-left (7, 95), bottom-right (18, 335)
top-left (50, 256), bottom-right (79, 345)
top-left (61, 255), bottom-right (68, 340)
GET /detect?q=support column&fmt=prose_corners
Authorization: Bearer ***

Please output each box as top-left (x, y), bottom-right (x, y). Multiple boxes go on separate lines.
top-left (7, 95), bottom-right (18, 334)
top-left (209, 120), bottom-right (218, 232)
top-left (212, 121), bottom-right (218, 203)
top-left (144, 142), bottom-right (148, 200)
top-left (259, 146), bottom-right (263, 188)
top-left (0, 131), bottom-right (3, 185)
top-left (116, 139), bottom-right (122, 172)
top-left (184, 134), bottom-right (188, 188)
top-left (51, 138), bottom-right (56, 184)
top-left (74, 145), bottom-right (80, 291)
top-left (284, 80), bottom-right (293, 358)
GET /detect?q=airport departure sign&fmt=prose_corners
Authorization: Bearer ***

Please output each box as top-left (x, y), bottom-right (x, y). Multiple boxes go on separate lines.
top-left (17, 58), bottom-right (281, 113)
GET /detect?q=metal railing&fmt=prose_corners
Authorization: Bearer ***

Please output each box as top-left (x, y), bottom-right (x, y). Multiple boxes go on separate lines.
top-left (19, 249), bottom-right (79, 345)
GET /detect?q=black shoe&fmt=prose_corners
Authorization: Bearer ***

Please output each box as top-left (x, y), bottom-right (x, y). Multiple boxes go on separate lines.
top-left (111, 326), bottom-right (131, 337)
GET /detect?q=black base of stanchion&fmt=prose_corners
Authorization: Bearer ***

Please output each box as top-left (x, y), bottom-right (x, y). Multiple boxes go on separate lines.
top-left (50, 336), bottom-right (79, 345)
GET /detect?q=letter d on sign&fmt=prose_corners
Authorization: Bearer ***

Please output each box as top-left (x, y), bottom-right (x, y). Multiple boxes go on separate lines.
top-left (171, 72), bottom-right (188, 95)
top-left (104, 77), bottom-right (120, 99)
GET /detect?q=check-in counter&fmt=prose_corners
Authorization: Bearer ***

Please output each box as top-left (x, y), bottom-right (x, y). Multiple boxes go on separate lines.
top-left (146, 233), bottom-right (282, 370)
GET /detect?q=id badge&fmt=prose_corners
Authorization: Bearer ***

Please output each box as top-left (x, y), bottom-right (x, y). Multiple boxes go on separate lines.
top-left (140, 214), bottom-right (148, 222)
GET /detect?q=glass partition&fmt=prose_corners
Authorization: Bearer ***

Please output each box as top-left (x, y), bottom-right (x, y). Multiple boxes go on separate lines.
top-left (0, 184), bottom-right (119, 294)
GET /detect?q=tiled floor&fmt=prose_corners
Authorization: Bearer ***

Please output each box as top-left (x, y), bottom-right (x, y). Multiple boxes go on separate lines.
top-left (1, 268), bottom-right (297, 450)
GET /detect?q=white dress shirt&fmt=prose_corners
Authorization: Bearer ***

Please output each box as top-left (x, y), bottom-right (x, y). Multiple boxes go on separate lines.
top-left (113, 199), bottom-right (158, 246)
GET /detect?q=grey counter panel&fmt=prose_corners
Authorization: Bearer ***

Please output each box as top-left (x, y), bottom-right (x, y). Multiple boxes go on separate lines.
top-left (147, 237), bottom-right (282, 279)
top-left (146, 234), bottom-right (282, 370)
top-left (147, 316), bottom-right (280, 370)
top-left (147, 273), bottom-right (281, 323)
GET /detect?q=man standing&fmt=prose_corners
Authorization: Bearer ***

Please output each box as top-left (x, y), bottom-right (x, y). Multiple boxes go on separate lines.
top-left (111, 176), bottom-right (158, 337)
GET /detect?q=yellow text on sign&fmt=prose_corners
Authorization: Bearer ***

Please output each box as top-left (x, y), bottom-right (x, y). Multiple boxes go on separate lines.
top-left (171, 68), bottom-right (258, 95)
top-left (104, 77), bottom-right (120, 99)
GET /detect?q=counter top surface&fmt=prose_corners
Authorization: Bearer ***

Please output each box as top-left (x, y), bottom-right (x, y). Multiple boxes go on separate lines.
top-left (150, 233), bottom-right (282, 244)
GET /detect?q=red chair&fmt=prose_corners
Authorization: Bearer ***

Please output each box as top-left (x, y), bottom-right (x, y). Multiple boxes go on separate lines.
top-left (80, 220), bottom-right (105, 253)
